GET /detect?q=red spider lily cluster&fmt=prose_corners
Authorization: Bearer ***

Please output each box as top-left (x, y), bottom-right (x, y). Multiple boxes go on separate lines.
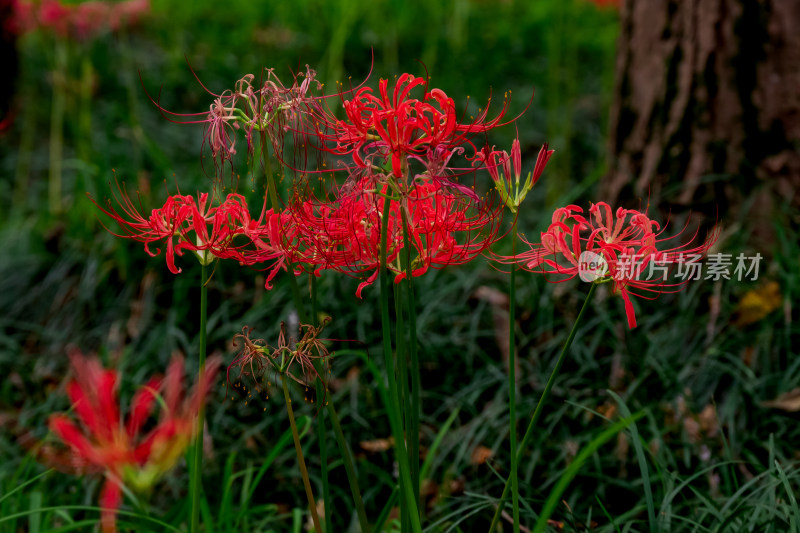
top-left (499, 202), bottom-right (717, 328)
top-left (279, 74), bottom-right (519, 295)
top-left (48, 351), bottom-right (219, 532)
top-left (292, 175), bottom-right (503, 297)
top-left (99, 71), bottom-right (533, 296)
top-left (91, 189), bottom-right (298, 288)
top-left (9, 0), bottom-right (149, 40)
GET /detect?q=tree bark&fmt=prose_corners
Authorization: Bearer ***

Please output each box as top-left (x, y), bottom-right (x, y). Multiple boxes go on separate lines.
top-left (602, 0), bottom-right (800, 236)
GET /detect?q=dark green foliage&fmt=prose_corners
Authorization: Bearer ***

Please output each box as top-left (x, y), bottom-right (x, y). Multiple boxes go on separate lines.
top-left (1, 0), bottom-right (798, 531)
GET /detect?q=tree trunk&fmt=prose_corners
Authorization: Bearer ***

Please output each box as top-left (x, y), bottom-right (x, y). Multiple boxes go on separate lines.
top-left (602, 0), bottom-right (800, 237)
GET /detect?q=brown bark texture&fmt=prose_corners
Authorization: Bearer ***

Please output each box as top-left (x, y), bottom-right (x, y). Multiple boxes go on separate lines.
top-left (602, 0), bottom-right (800, 231)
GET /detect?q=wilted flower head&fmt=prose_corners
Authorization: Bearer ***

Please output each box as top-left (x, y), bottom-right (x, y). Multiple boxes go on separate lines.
top-left (228, 318), bottom-right (332, 396)
top-left (47, 350), bottom-right (220, 532)
top-left (149, 66), bottom-right (324, 177)
top-left (499, 202), bottom-right (717, 328)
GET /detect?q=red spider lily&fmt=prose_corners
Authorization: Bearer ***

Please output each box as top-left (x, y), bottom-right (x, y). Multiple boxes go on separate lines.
top-left (499, 202), bottom-right (717, 328)
top-left (91, 186), bottom-right (296, 287)
top-left (290, 176), bottom-right (502, 297)
top-left (474, 139), bottom-right (554, 213)
top-left (48, 350), bottom-right (220, 532)
top-left (316, 73), bottom-right (512, 179)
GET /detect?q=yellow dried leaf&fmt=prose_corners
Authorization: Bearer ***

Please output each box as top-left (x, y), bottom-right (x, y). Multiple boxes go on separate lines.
top-left (735, 281), bottom-right (781, 326)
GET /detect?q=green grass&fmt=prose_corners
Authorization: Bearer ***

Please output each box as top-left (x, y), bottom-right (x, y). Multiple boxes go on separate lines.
top-left (2, 0), bottom-right (799, 531)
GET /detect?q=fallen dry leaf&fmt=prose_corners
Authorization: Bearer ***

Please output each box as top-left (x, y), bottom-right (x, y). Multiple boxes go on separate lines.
top-left (470, 445), bottom-right (493, 465)
top-left (359, 436), bottom-right (394, 453)
top-left (698, 404), bottom-right (719, 437)
top-left (761, 388), bottom-right (800, 412)
top-left (735, 281), bottom-right (782, 326)
top-left (684, 417), bottom-right (701, 443)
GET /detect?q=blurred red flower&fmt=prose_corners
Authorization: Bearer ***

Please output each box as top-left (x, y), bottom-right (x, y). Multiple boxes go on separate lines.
top-left (10, 0), bottom-right (149, 39)
top-left (48, 351), bottom-right (219, 532)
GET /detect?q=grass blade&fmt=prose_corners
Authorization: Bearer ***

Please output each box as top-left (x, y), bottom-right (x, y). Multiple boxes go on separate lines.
top-left (532, 412), bottom-right (644, 533)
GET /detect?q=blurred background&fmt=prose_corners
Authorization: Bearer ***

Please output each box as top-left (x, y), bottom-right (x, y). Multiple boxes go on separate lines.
top-left (1, 0), bottom-right (798, 531)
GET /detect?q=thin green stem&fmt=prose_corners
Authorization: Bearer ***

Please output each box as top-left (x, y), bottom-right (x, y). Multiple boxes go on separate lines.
top-left (190, 264), bottom-right (209, 533)
top-left (310, 276), bottom-right (331, 533)
top-left (400, 211), bottom-right (421, 513)
top-left (508, 219), bottom-right (520, 533)
top-left (12, 82), bottom-right (36, 215)
top-left (260, 131), bottom-right (281, 213)
top-left (379, 192), bottom-right (422, 533)
top-left (282, 375), bottom-right (323, 533)
top-left (76, 56), bottom-right (93, 203)
top-left (311, 275), bottom-right (319, 322)
top-left (394, 282), bottom-right (411, 533)
top-left (488, 283), bottom-right (597, 532)
top-left (316, 380), bottom-right (331, 533)
top-left (260, 131), bottom-right (306, 325)
top-left (261, 134), bottom-right (368, 531)
top-left (325, 401), bottom-right (370, 532)
top-left (48, 42), bottom-right (66, 215)
top-left (393, 283), bottom-right (411, 449)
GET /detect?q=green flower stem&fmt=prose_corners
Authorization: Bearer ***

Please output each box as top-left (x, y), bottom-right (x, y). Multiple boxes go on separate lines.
top-left (76, 56), bottom-right (93, 201)
top-left (488, 283), bottom-right (597, 532)
top-left (313, 346), bottom-right (330, 531)
top-left (509, 218), bottom-right (520, 533)
top-left (12, 83), bottom-right (36, 215)
top-left (261, 136), bottom-right (368, 532)
top-left (310, 276), bottom-right (332, 533)
top-left (325, 395), bottom-right (370, 532)
top-left (259, 133), bottom-right (304, 323)
top-left (311, 275), bottom-right (319, 322)
top-left (379, 194), bottom-right (423, 533)
top-left (393, 283), bottom-right (411, 448)
top-left (400, 211), bottom-right (421, 513)
top-left (393, 282), bottom-right (411, 533)
top-left (282, 375), bottom-right (323, 533)
top-left (48, 42), bottom-right (66, 215)
top-left (190, 263), bottom-right (209, 533)
top-left (260, 131), bottom-right (281, 212)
